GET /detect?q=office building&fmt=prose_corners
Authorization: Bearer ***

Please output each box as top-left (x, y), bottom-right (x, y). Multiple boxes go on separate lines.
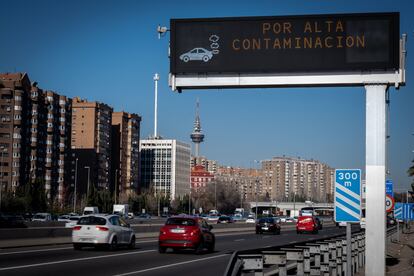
top-left (140, 139), bottom-right (191, 200)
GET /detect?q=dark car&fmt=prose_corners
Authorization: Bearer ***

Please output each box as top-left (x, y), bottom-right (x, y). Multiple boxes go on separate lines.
top-left (158, 216), bottom-right (215, 254)
top-left (0, 214), bottom-right (27, 228)
top-left (138, 213), bottom-right (151, 219)
top-left (315, 217), bottom-right (323, 230)
top-left (217, 216), bottom-right (234, 224)
top-left (387, 216), bottom-right (396, 227)
top-left (255, 217), bottom-right (281, 235)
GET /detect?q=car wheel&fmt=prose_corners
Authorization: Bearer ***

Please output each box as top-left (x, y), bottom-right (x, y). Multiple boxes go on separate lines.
top-left (158, 246), bottom-right (167, 253)
top-left (73, 243), bottom-right (82, 250)
top-left (109, 236), bottom-right (118, 251)
top-left (313, 229), bottom-right (319, 234)
top-left (277, 229), bottom-right (281, 235)
top-left (202, 56), bottom-right (209, 62)
top-left (183, 56), bottom-right (189, 62)
top-left (195, 239), bottom-right (204, 255)
top-left (128, 235), bottom-right (136, 249)
top-left (296, 230), bottom-right (301, 234)
top-left (207, 238), bottom-right (215, 253)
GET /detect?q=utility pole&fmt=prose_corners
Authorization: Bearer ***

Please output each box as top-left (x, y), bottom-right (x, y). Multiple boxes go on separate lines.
top-left (73, 158), bottom-right (78, 213)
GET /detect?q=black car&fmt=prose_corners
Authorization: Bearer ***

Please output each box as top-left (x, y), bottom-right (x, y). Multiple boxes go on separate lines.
top-left (0, 214), bottom-right (27, 228)
top-left (315, 217), bottom-right (323, 230)
top-left (217, 216), bottom-right (234, 224)
top-left (256, 217), bottom-right (281, 234)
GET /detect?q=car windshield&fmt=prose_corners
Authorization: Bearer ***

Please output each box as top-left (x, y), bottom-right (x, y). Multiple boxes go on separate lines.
top-left (33, 214), bottom-right (46, 219)
top-left (78, 216), bottom-right (106, 225)
top-left (259, 218), bottom-right (274, 223)
top-left (166, 218), bottom-right (196, 226)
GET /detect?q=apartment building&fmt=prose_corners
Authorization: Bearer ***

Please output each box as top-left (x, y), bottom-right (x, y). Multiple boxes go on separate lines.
top-left (0, 73), bottom-right (72, 205)
top-left (191, 165), bottom-right (214, 191)
top-left (0, 73), bottom-right (31, 193)
top-left (28, 86), bottom-right (72, 203)
top-left (262, 156), bottom-right (335, 202)
top-left (190, 156), bottom-right (218, 174)
top-left (71, 97), bottom-right (112, 193)
top-left (216, 166), bottom-right (263, 201)
top-left (140, 139), bottom-right (191, 200)
top-left (111, 112), bottom-right (141, 200)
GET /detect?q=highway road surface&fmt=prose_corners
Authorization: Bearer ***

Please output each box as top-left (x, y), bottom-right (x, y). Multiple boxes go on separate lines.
top-left (0, 225), bottom-right (346, 276)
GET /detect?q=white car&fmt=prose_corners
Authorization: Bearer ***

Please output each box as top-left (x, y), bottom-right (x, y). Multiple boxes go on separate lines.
top-left (360, 217), bottom-right (366, 229)
top-left (65, 216), bottom-right (80, 228)
top-left (72, 214), bottom-right (135, 250)
top-left (32, 213), bottom-right (52, 222)
top-left (245, 218), bottom-right (256, 223)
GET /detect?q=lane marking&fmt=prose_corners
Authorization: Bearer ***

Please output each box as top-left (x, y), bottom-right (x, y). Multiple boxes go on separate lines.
top-left (114, 254), bottom-right (228, 276)
top-left (0, 240), bottom-right (158, 256)
top-left (0, 247), bottom-right (73, 256)
top-left (0, 249), bottom-right (156, 271)
top-left (234, 239), bottom-right (245, 242)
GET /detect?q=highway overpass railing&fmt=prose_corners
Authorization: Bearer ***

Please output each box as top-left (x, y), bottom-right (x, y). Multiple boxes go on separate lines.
top-left (224, 226), bottom-right (398, 276)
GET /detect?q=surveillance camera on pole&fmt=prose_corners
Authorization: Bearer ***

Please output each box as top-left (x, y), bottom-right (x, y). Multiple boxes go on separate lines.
top-left (157, 25), bottom-right (169, 39)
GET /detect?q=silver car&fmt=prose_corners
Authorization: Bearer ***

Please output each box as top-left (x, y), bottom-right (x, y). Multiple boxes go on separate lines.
top-left (72, 214), bottom-right (135, 250)
top-left (180, 48), bottom-right (213, 62)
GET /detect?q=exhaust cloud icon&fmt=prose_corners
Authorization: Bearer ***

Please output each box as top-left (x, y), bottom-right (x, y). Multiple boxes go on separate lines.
top-left (179, 34), bottom-right (220, 63)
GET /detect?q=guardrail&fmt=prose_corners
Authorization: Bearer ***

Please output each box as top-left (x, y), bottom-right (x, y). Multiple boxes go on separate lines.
top-left (224, 226), bottom-right (397, 276)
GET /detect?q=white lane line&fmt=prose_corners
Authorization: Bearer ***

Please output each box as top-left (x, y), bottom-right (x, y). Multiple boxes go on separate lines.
top-left (114, 254), bottom-right (228, 276)
top-left (0, 247), bottom-right (73, 256)
top-left (0, 249), bottom-right (156, 271)
top-left (0, 239), bottom-right (159, 256)
top-left (234, 239), bottom-right (245, 242)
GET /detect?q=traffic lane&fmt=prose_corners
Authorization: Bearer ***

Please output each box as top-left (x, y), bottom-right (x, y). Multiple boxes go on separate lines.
top-left (0, 226), bottom-right (345, 276)
top-left (0, 239), bottom-right (158, 268)
top-left (0, 226), bottom-right (342, 271)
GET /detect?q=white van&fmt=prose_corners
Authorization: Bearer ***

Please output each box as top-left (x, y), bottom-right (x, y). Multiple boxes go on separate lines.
top-left (83, 206), bottom-right (99, 215)
top-left (113, 204), bottom-right (129, 219)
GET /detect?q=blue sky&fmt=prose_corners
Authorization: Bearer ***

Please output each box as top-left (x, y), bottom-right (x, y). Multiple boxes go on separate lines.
top-left (1, 0), bottom-right (413, 192)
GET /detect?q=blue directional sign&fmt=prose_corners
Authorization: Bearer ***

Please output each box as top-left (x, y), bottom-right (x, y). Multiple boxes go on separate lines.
top-left (335, 169), bottom-right (361, 223)
top-left (386, 180), bottom-right (393, 197)
top-left (394, 203), bottom-right (414, 221)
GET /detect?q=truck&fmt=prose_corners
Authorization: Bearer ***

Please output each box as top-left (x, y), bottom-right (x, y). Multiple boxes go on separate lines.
top-left (83, 206), bottom-right (99, 215)
top-left (113, 204), bottom-right (129, 219)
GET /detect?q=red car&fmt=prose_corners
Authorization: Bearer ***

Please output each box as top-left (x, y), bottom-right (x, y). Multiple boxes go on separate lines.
top-left (158, 216), bottom-right (215, 254)
top-left (296, 216), bottom-right (319, 234)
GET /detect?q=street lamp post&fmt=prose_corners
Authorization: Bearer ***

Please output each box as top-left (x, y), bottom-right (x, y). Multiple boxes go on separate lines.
top-left (84, 166), bottom-right (90, 200)
top-left (114, 169), bottom-right (118, 204)
top-left (254, 160), bottom-right (260, 219)
top-left (293, 192), bottom-right (296, 217)
top-left (0, 146), bottom-right (5, 212)
top-left (73, 158), bottom-right (78, 213)
top-left (215, 181), bottom-right (217, 211)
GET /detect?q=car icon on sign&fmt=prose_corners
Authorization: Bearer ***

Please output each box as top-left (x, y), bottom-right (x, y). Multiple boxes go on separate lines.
top-left (180, 48), bottom-right (213, 63)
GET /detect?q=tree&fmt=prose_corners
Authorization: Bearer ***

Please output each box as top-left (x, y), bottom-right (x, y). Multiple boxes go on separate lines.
top-left (408, 158), bottom-right (414, 200)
